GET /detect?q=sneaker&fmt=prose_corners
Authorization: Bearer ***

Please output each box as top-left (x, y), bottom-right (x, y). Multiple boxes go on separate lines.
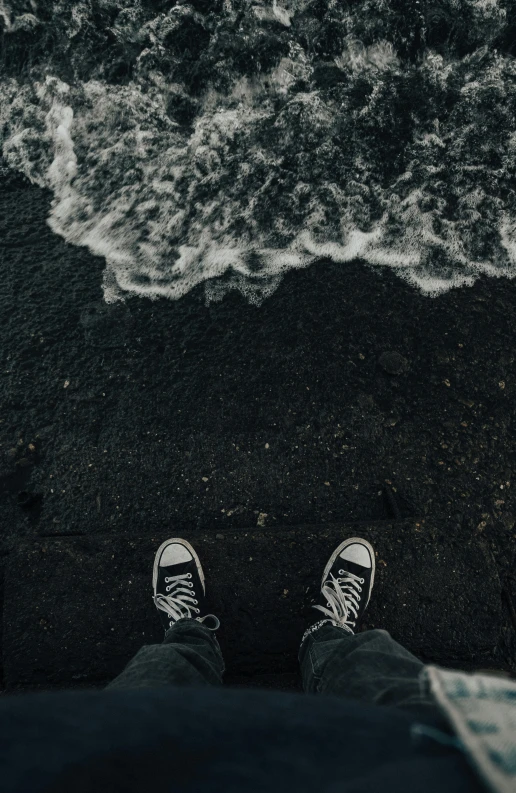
top-left (152, 538), bottom-right (220, 632)
top-left (302, 537), bottom-right (375, 641)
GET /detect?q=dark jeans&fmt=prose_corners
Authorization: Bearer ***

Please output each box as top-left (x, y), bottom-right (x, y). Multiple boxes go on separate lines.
top-left (0, 621), bottom-right (486, 793)
top-left (105, 620), bottom-right (448, 730)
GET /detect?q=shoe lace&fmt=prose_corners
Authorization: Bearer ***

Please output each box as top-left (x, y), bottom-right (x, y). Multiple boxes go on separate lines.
top-left (153, 572), bottom-right (199, 623)
top-left (312, 569), bottom-right (364, 632)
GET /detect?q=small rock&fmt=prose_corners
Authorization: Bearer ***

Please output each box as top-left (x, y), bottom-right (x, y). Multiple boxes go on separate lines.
top-left (378, 351), bottom-right (409, 375)
top-left (216, 533), bottom-right (224, 540)
top-left (501, 513), bottom-right (515, 531)
top-left (15, 458), bottom-right (33, 468)
top-left (383, 416), bottom-right (399, 427)
top-left (35, 425), bottom-right (54, 440)
top-left (226, 505), bottom-right (245, 517)
top-left (357, 393), bottom-right (375, 409)
top-left (257, 512), bottom-right (268, 527)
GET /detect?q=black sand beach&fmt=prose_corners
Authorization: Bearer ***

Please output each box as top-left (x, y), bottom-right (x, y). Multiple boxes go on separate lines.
top-left (1, 168), bottom-right (515, 691)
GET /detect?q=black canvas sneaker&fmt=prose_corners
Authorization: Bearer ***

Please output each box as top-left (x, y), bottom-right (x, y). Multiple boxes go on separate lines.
top-left (152, 538), bottom-right (220, 632)
top-left (302, 537), bottom-right (375, 643)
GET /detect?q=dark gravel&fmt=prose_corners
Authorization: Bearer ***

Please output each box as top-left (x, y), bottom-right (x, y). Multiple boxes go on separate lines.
top-left (1, 170), bottom-right (516, 689)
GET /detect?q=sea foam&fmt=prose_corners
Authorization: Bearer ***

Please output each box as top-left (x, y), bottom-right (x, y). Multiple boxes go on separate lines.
top-left (1, 0), bottom-right (516, 305)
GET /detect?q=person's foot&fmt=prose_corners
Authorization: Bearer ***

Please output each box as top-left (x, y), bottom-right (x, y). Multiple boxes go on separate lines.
top-left (152, 538), bottom-right (220, 632)
top-left (303, 537), bottom-right (375, 640)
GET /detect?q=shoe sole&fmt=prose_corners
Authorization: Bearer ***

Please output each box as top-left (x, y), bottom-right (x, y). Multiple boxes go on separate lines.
top-left (152, 537), bottom-right (206, 596)
top-left (321, 537), bottom-right (376, 612)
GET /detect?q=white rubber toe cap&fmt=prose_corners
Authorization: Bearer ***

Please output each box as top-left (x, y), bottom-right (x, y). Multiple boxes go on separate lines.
top-left (160, 543), bottom-right (193, 566)
top-left (339, 543), bottom-right (372, 568)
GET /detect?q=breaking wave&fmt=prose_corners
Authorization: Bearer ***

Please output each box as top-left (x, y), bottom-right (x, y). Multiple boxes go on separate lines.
top-left (1, 0), bottom-right (516, 305)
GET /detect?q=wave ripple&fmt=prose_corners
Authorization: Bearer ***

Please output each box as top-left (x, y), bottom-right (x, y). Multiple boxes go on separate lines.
top-left (1, 0), bottom-right (516, 304)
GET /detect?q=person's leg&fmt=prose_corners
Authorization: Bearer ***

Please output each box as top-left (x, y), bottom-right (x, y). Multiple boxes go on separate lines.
top-left (106, 617), bottom-right (225, 690)
top-left (298, 625), bottom-right (444, 724)
top-left (106, 538), bottom-right (224, 690)
top-left (298, 537), bottom-right (448, 728)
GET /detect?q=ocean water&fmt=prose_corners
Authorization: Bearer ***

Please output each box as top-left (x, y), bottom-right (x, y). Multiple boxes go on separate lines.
top-left (1, 0), bottom-right (516, 305)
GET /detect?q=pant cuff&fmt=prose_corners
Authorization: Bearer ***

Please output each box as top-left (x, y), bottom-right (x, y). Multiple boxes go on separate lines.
top-left (300, 619), bottom-right (353, 649)
top-left (166, 614), bottom-right (220, 633)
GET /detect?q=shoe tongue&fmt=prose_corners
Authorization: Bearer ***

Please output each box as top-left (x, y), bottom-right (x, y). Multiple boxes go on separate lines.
top-left (161, 560), bottom-right (190, 578)
top-left (336, 558), bottom-right (366, 579)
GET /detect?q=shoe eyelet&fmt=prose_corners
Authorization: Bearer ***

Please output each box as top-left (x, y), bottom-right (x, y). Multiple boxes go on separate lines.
top-left (360, 578), bottom-right (364, 583)
top-left (187, 573), bottom-right (192, 578)
top-left (169, 621), bottom-right (173, 627)
top-left (188, 582), bottom-right (194, 587)
top-left (166, 585), bottom-right (170, 592)
top-left (193, 599), bottom-right (198, 604)
top-left (338, 569), bottom-right (344, 575)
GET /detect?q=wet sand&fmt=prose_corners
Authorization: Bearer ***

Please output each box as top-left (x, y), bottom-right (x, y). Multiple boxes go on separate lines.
top-left (1, 170), bottom-right (515, 689)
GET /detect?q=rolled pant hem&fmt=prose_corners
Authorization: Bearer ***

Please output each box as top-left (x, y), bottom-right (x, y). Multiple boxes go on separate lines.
top-left (165, 616), bottom-right (220, 637)
top-left (299, 619), bottom-right (353, 651)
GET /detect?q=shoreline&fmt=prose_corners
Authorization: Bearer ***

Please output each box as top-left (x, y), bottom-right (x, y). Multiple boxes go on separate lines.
top-left (1, 173), bottom-right (515, 687)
